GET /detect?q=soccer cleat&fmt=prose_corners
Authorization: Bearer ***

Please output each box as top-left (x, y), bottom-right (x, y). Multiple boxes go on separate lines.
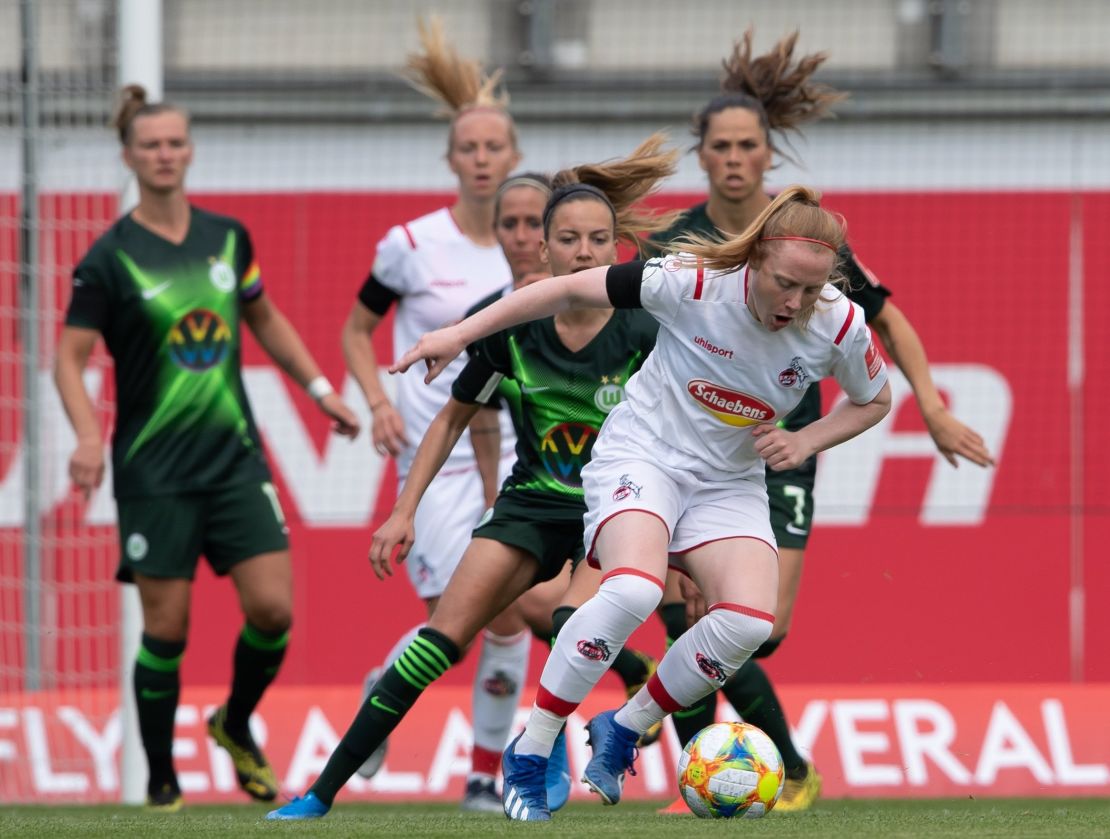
top-left (623, 649), bottom-right (663, 747)
top-left (145, 781), bottom-right (183, 812)
top-left (501, 734), bottom-right (551, 821)
top-left (460, 775), bottom-right (503, 813)
top-left (545, 728), bottom-right (572, 812)
top-left (265, 791), bottom-right (329, 820)
top-left (657, 796), bottom-right (693, 815)
top-left (207, 705), bottom-right (279, 802)
top-left (356, 666), bottom-right (388, 779)
top-left (774, 762), bottom-right (822, 812)
top-left (582, 710), bottom-right (639, 806)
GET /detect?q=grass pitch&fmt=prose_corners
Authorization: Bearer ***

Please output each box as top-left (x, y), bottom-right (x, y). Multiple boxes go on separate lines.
top-left (2, 799), bottom-right (1109, 838)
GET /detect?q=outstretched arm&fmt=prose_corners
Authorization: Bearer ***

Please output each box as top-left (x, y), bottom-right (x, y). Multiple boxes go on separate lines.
top-left (869, 301), bottom-right (993, 467)
top-left (369, 397), bottom-right (482, 577)
top-left (391, 265), bottom-right (612, 383)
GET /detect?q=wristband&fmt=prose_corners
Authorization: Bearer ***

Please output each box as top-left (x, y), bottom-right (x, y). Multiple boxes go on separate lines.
top-left (306, 376), bottom-right (334, 401)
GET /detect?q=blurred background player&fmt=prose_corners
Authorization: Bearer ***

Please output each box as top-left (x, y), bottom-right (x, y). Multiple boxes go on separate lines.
top-left (389, 186), bottom-right (892, 822)
top-left (53, 85), bottom-right (360, 810)
top-left (267, 135), bottom-right (677, 821)
top-left (339, 17), bottom-right (528, 812)
top-left (650, 30), bottom-right (995, 813)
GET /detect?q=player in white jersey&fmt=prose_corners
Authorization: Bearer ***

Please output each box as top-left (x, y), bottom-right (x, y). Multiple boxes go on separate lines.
top-left (338, 18), bottom-right (523, 811)
top-left (391, 186), bottom-right (892, 820)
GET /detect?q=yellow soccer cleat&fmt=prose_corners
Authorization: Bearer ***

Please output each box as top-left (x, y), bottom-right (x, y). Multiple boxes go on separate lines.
top-left (145, 782), bottom-right (183, 812)
top-left (774, 762), bottom-right (822, 812)
top-left (207, 705), bottom-right (279, 802)
top-left (623, 649), bottom-right (664, 747)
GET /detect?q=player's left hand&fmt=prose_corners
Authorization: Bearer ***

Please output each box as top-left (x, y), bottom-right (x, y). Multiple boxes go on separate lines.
top-left (923, 407), bottom-right (994, 468)
top-left (389, 326), bottom-right (466, 384)
top-left (319, 392), bottom-right (361, 438)
top-left (369, 511), bottom-right (416, 579)
top-left (751, 424), bottom-right (813, 472)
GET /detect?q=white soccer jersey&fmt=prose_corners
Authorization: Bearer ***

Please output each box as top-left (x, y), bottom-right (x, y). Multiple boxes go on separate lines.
top-left (614, 256), bottom-right (888, 483)
top-left (374, 208), bottom-right (514, 474)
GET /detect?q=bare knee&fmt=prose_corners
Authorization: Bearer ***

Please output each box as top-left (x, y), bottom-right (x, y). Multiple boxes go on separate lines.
top-left (243, 599), bottom-right (292, 634)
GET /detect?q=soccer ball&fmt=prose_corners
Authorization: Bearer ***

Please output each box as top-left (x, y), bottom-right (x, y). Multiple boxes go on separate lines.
top-left (677, 721), bottom-right (784, 818)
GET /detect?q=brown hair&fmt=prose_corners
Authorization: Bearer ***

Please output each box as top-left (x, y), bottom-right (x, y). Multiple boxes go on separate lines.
top-left (695, 29), bottom-right (847, 159)
top-left (401, 15), bottom-right (517, 152)
top-left (111, 84), bottom-right (190, 145)
top-left (677, 185), bottom-right (846, 325)
top-left (544, 133), bottom-right (682, 254)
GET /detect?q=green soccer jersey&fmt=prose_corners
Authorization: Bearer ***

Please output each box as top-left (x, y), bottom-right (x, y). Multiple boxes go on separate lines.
top-left (452, 308), bottom-right (658, 516)
top-left (65, 206), bottom-right (271, 499)
top-left (651, 200), bottom-right (892, 432)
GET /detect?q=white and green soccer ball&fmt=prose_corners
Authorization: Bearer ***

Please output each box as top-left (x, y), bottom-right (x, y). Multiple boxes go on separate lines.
top-left (677, 721), bottom-right (784, 818)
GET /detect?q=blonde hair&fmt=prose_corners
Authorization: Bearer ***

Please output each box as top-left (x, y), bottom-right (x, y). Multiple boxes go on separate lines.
top-left (401, 15), bottom-right (516, 151)
top-left (696, 29), bottom-right (848, 159)
top-left (111, 84), bottom-right (189, 145)
top-left (545, 132), bottom-right (682, 254)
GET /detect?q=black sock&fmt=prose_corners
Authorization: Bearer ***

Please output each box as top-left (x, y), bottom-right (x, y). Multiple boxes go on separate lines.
top-left (310, 628), bottom-right (460, 806)
top-left (550, 605), bottom-right (575, 643)
top-left (722, 660), bottom-right (805, 773)
top-left (659, 603), bottom-right (688, 645)
top-left (225, 623), bottom-right (289, 736)
top-left (659, 603), bottom-right (718, 748)
top-left (134, 633), bottom-right (185, 792)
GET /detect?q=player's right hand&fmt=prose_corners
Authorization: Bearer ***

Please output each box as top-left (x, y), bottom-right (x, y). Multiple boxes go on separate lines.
top-left (389, 326), bottom-right (466, 384)
top-left (369, 512), bottom-right (415, 579)
top-left (69, 438), bottom-right (104, 500)
top-left (370, 401), bottom-right (409, 457)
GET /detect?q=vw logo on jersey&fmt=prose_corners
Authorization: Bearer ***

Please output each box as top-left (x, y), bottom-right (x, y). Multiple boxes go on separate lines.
top-left (594, 383), bottom-right (624, 414)
top-left (208, 258), bottom-right (237, 293)
top-left (168, 308), bottom-right (232, 371)
top-left (540, 421), bottom-right (598, 487)
top-left (126, 533), bottom-right (148, 561)
top-left (687, 378), bottom-right (775, 427)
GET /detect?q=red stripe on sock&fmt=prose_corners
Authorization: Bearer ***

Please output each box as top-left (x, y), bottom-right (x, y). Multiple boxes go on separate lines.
top-left (646, 673), bottom-right (684, 714)
top-left (708, 602), bottom-right (776, 624)
top-left (601, 567), bottom-right (664, 591)
top-left (471, 745), bottom-right (501, 777)
top-left (536, 685), bottom-right (578, 718)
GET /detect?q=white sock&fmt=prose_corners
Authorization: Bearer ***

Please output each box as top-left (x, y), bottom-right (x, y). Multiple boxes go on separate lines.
top-left (614, 688), bottom-right (665, 735)
top-left (471, 628), bottom-right (531, 771)
top-left (514, 706), bottom-right (565, 758)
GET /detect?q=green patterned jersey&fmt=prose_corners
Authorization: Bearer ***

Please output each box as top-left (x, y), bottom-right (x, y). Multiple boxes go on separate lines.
top-left (453, 309), bottom-right (658, 517)
top-left (650, 200), bottom-right (892, 432)
top-left (65, 207), bottom-right (271, 498)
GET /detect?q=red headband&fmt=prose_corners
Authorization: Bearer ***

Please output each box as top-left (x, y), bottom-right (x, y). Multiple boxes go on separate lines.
top-left (760, 236), bottom-right (838, 253)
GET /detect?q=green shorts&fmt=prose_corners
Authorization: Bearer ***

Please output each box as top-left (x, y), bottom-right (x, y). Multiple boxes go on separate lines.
top-left (472, 492), bottom-right (584, 584)
top-left (766, 458), bottom-right (816, 550)
top-left (115, 481), bottom-right (290, 583)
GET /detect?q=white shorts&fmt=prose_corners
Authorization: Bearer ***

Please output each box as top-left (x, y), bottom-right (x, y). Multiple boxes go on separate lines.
top-left (581, 430), bottom-right (777, 572)
top-left (405, 454), bottom-right (514, 599)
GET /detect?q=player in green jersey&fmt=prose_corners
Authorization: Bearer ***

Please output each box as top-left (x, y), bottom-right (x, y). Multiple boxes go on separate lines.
top-left (267, 134), bottom-right (678, 821)
top-left (650, 32), bottom-right (995, 814)
top-left (54, 85), bottom-right (360, 810)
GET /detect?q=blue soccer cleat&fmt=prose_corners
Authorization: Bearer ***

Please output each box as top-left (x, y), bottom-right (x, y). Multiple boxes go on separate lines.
top-left (501, 734), bottom-right (551, 821)
top-left (582, 710), bottom-right (639, 806)
top-left (545, 728), bottom-right (572, 812)
top-left (265, 791), bottom-right (329, 820)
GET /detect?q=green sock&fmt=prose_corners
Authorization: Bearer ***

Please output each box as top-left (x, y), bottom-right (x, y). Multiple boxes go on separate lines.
top-left (721, 659), bottom-right (805, 773)
top-left (660, 603), bottom-right (718, 749)
top-left (226, 623), bottom-right (289, 735)
top-left (311, 628), bottom-right (460, 806)
top-left (134, 633), bottom-right (185, 791)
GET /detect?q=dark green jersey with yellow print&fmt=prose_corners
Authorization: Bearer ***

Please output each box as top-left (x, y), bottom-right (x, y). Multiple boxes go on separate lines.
top-left (65, 206), bottom-right (271, 498)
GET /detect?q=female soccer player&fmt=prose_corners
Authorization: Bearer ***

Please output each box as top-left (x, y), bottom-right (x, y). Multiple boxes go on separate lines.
top-left (338, 19), bottom-right (526, 810)
top-left (267, 135), bottom-right (678, 821)
top-left (53, 85), bottom-right (360, 810)
top-left (651, 31), bottom-right (994, 813)
top-left (390, 185), bottom-right (893, 822)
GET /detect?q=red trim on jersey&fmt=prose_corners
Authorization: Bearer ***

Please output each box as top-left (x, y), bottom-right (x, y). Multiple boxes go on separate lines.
top-left (833, 304), bottom-right (855, 346)
top-left (536, 684), bottom-right (578, 717)
top-left (693, 259), bottom-right (705, 300)
top-left (668, 535), bottom-right (779, 558)
top-left (401, 223), bottom-right (417, 250)
top-left (646, 673), bottom-right (684, 714)
top-left (586, 509), bottom-right (671, 568)
top-left (601, 567), bottom-right (665, 592)
top-left (709, 602), bottom-right (776, 625)
top-left (743, 265), bottom-right (750, 302)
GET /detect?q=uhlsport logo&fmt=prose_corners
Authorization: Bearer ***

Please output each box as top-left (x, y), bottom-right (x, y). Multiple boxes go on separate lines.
top-left (577, 637), bottom-right (612, 662)
top-left (593, 374), bottom-right (625, 414)
top-left (208, 258), bottom-right (237, 293)
top-left (540, 422), bottom-right (598, 487)
top-left (695, 652), bottom-right (727, 683)
top-left (168, 308), bottom-right (232, 371)
top-left (687, 379), bottom-right (775, 427)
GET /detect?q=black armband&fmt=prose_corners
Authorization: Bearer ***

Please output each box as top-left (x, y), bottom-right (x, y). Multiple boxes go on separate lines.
top-left (605, 261), bottom-right (645, 308)
top-left (357, 273), bottom-right (400, 316)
